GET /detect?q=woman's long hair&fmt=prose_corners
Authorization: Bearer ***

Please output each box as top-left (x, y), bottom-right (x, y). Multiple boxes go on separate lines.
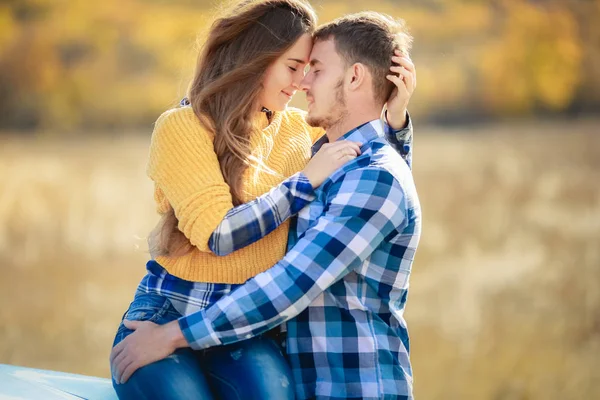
top-left (149, 0), bottom-right (317, 258)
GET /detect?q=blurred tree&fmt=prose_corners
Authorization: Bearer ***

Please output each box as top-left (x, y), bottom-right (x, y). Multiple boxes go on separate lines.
top-left (480, 0), bottom-right (582, 116)
top-left (0, 0), bottom-right (595, 132)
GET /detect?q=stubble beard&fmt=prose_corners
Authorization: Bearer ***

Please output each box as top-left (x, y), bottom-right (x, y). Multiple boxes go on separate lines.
top-left (305, 78), bottom-right (348, 130)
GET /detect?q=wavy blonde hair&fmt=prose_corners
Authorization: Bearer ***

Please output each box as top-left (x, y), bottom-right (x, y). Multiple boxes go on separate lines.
top-left (149, 0), bottom-right (317, 258)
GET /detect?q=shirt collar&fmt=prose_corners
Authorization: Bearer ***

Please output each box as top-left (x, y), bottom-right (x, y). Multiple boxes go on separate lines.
top-left (311, 119), bottom-right (385, 156)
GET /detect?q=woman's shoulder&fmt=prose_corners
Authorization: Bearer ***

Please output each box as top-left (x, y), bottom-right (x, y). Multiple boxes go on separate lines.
top-left (152, 105), bottom-right (214, 142)
top-left (155, 105), bottom-right (199, 128)
top-left (147, 105), bottom-right (220, 174)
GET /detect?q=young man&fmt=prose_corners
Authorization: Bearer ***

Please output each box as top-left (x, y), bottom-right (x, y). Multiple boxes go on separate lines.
top-left (113, 12), bottom-right (420, 399)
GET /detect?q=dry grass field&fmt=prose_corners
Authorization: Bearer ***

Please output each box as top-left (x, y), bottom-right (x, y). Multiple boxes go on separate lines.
top-left (1, 120), bottom-right (599, 399)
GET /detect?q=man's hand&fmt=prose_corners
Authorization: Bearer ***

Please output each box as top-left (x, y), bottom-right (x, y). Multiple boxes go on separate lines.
top-left (386, 49), bottom-right (417, 129)
top-left (110, 319), bottom-right (187, 384)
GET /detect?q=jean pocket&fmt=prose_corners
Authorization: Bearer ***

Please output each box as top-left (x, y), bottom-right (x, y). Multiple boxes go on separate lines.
top-left (113, 292), bottom-right (174, 347)
top-left (124, 292), bottom-right (172, 323)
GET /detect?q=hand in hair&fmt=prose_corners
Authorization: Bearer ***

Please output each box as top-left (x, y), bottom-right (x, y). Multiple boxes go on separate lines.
top-left (386, 49), bottom-right (417, 130)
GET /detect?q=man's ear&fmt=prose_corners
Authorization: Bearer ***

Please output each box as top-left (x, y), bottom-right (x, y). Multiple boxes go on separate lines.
top-left (348, 63), bottom-right (367, 91)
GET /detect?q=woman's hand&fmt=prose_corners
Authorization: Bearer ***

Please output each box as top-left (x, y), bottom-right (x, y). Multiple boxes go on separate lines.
top-left (302, 140), bottom-right (362, 188)
top-left (386, 49), bottom-right (416, 129)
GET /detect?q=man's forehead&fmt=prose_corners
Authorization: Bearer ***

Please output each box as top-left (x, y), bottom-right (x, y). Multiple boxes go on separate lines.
top-left (309, 39), bottom-right (337, 63)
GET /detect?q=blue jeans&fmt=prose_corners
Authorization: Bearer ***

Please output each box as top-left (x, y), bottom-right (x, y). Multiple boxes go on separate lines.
top-left (111, 291), bottom-right (294, 400)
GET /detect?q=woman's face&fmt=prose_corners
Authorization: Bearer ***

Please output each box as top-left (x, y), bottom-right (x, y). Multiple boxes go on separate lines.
top-left (259, 33), bottom-right (313, 112)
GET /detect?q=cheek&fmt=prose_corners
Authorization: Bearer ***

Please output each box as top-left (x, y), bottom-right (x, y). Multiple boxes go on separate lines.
top-left (266, 67), bottom-right (290, 92)
top-left (263, 68), bottom-right (276, 91)
top-left (313, 79), bottom-right (328, 101)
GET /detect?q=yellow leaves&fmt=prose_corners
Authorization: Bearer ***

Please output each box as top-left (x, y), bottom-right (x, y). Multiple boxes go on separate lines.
top-left (378, 2), bottom-right (490, 46)
top-left (531, 11), bottom-right (582, 110)
top-left (0, 0), bottom-right (590, 129)
top-left (0, 5), bottom-right (18, 55)
top-left (480, 0), bottom-right (582, 114)
top-left (413, 58), bottom-right (468, 117)
top-left (316, 2), bottom-right (352, 24)
top-left (480, 36), bottom-right (531, 114)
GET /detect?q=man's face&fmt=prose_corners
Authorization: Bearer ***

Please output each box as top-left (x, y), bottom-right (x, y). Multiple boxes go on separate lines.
top-left (301, 39), bottom-right (348, 129)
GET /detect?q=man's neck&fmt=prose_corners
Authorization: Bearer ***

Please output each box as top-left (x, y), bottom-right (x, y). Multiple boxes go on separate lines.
top-left (326, 109), bottom-right (381, 142)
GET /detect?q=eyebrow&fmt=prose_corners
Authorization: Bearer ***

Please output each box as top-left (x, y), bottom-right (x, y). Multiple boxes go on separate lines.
top-left (287, 58), bottom-right (307, 64)
top-left (309, 59), bottom-right (322, 66)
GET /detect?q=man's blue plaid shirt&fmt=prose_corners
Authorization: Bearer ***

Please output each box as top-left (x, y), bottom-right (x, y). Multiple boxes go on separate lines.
top-left (138, 113), bottom-right (413, 318)
top-left (166, 119), bottom-right (422, 400)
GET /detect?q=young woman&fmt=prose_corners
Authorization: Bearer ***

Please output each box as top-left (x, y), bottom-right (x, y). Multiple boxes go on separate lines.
top-left (110, 1), bottom-right (413, 399)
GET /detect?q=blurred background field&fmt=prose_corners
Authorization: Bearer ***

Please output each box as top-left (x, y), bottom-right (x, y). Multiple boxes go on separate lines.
top-left (1, 0), bottom-right (599, 399)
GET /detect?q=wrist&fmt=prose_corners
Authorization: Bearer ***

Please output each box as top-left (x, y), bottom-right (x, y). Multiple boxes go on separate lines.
top-left (386, 109), bottom-right (408, 130)
top-left (298, 171), bottom-right (316, 192)
top-left (164, 320), bottom-right (188, 350)
top-left (302, 169), bottom-right (318, 188)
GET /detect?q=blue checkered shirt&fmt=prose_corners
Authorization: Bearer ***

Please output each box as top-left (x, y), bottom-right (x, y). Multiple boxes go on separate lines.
top-left (176, 119), bottom-right (421, 400)
top-left (137, 114), bottom-right (413, 320)
top-left (137, 170), bottom-right (316, 316)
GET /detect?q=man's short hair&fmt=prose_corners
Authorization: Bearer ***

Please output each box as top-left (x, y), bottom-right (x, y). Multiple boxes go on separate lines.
top-left (314, 12), bottom-right (412, 105)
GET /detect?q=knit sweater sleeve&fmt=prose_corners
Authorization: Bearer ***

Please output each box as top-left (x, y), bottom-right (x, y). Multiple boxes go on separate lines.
top-left (146, 107), bottom-right (234, 253)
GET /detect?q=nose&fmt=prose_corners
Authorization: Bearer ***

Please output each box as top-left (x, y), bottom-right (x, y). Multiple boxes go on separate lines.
top-left (299, 74), bottom-right (310, 92)
top-left (291, 70), bottom-right (306, 90)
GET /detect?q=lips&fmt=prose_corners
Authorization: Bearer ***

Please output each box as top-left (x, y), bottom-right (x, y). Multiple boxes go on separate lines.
top-left (282, 90), bottom-right (294, 98)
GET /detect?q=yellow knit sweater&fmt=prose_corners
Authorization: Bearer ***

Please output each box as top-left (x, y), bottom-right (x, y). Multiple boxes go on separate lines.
top-left (147, 106), bottom-right (324, 283)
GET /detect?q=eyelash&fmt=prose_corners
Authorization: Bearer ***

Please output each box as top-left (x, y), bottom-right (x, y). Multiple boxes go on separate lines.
top-left (289, 67), bottom-right (297, 72)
